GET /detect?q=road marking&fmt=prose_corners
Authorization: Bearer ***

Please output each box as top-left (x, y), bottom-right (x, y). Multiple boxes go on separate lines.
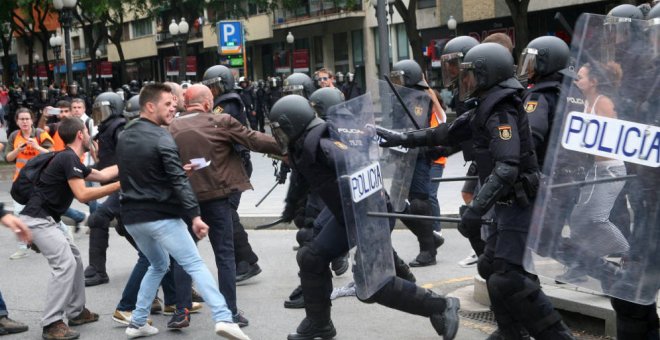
top-left (421, 276), bottom-right (473, 289)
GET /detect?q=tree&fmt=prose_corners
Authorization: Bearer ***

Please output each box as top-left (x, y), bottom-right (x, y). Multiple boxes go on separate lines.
top-left (75, 0), bottom-right (113, 87)
top-left (10, 0), bottom-right (56, 85)
top-left (392, 0), bottom-right (426, 70)
top-left (505, 0), bottom-right (530, 57)
top-left (0, 0), bottom-right (18, 85)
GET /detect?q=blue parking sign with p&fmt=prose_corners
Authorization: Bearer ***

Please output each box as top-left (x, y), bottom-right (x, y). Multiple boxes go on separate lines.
top-left (218, 21), bottom-right (243, 55)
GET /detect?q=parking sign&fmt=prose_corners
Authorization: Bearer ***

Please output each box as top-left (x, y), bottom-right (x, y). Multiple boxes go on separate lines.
top-left (218, 21), bottom-right (243, 55)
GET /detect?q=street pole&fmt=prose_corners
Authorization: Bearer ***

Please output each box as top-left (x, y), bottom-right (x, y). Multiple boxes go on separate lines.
top-left (376, 0), bottom-right (390, 78)
top-left (61, 9), bottom-right (73, 86)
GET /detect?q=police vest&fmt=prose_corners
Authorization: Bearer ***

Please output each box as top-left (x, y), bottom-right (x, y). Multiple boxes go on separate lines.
top-left (9, 128), bottom-right (53, 181)
top-left (96, 116), bottom-right (126, 170)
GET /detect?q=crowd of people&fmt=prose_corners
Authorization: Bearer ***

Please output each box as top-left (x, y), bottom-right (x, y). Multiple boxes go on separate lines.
top-left (0, 3), bottom-right (657, 340)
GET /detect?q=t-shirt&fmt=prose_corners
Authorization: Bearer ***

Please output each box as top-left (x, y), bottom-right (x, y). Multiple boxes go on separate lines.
top-left (21, 147), bottom-right (91, 221)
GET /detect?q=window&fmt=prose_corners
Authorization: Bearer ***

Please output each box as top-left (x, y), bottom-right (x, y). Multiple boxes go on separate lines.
top-left (313, 36), bottom-right (324, 68)
top-left (132, 18), bottom-right (153, 39)
top-left (351, 30), bottom-right (363, 66)
top-left (417, 0), bottom-right (435, 9)
top-left (333, 32), bottom-right (349, 64)
top-left (396, 24), bottom-right (409, 60)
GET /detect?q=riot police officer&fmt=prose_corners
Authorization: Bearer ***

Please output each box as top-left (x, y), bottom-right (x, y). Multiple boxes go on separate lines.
top-left (254, 80), bottom-right (267, 132)
top-left (84, 92), bottom-right (127, 286)
top-left (123, 95), bottom-right (140, 120)
top-left (268, 76), bottom-right (283, 109)
top-left (378, 43), bottom-right (575, 339)
top-left (340, 72), bottom-right (363, 100)
top-left (202, 65), bottom-right (261, 282)
top-left (269, 94), bottom-right (459, 340)
top-left (282, 73), bottom-right (316, 98)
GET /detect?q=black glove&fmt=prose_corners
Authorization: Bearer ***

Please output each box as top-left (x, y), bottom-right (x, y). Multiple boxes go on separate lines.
top-left (376, 127), bottom-right (407, 148)
top-left (281, 203), bottom-right (297, 223)
top-left (277, 163), bottom-right (290, 184)
top-left (457, 204), bottom-right (483, 239)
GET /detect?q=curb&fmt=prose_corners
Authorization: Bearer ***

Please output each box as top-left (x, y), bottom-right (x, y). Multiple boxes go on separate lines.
top-left (237, 215), bottom-right (462, 230)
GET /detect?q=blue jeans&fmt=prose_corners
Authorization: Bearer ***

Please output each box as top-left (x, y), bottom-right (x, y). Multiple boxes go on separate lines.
top-left (428, 164), bottom-right (445, 231)
top-left (201, 198), bottom-right (237, 315)
top-left (116, 249), bottom-right (177, 311)
top-left (409, 156), bottom-right (431, 199)
top-left (64, 208), bottom-right (85, 224)
top-left (0, 289), bottom-right (7, 317)
top-left (126, 218), bottom-right (232, 326)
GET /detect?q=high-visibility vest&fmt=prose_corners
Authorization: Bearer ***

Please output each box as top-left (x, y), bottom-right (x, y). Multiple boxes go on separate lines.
top-left (10, 128), bottom-right (54, 181)
top-left (430, 110), bottom-right (447, 166)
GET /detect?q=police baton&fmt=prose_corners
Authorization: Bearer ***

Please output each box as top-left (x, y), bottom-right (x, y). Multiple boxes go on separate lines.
top-left (430, 176), bottom-right (478, 183)
top-left (255, 218), bottom-right (286, 230)
top-left (255, 181), bottom-right (279, 207)
top-left (383, 76), bottom-right (421, 130)
top-left (367, 212), bottom-right (493, 225)
top-left (548, 174), bottom-right (636, 190)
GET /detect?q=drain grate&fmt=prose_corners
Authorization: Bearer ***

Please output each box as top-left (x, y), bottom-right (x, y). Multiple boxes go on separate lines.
top-left (459, 310), bottom-right (497, 325)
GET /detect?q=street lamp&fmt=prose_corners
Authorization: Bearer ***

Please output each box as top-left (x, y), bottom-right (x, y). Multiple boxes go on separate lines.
top-left (53, 0), bottom-right (76, 87)
top-left (50, 33), bottom-right (63, 87)
top-left (95, 48), bottom-right (102, 83)
top-left (286, 31), bottom-right (294, 75)
top-left (447, 15), bottom-right (457, 37)
top-left (169, 18), bottom-right (190, 81)
top-left (33, 53), bottom-right (40, 89)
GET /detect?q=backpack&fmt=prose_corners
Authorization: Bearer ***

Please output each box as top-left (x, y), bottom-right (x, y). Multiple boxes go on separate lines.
top-left (10, 151), bottom-right (59, 205)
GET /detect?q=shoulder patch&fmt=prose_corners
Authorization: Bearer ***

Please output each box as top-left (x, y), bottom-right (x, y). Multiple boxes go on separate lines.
top-left (213, 106), bottom-right (224, 114)
top-left (414, 106), bottom-right (423, 116)
top-left (333, 141), bottom-right (348, 150)
top-left (498, 125), bottom-right (512, 140)
top-left (524, 101), bottom-right (538, 113)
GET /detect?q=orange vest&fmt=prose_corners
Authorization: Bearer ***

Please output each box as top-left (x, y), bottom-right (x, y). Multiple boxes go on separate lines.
top-left (430, 111), bottom-right (447, 166)
top-left (11, 129), bottom-right (55, 181)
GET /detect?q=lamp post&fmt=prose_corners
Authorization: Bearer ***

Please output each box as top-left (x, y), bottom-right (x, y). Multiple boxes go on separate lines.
top-left (53, 0), bottom-right (76, 87)
top-left (370, 0), bottom-right (394, 78)
top-left (169, 18), bottom-right (190, 81)
top-left (286, 31), bottom-right (294, 76)
top-left (95, 48), bottom-right (102, 83)
top-left (33, 53), bottom-right (40, 89)
top-left (50, 33), bottom-right (63, 87)
top-left (447, 15), bottom-right (457, 37)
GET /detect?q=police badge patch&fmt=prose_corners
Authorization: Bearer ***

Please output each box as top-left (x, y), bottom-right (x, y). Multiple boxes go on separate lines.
top-left (525, 101), bottom-right (538, 113)
top-left (498, 125), bottom-right (512, 140)
top-left (334, 141), bottom-right (348, 150)
top-left (213, 106), bottom-right (224, 114)
top-left (414, 106), bottom-right (423, 116)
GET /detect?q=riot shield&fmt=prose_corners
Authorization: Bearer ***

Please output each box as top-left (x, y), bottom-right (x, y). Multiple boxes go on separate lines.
top-left (525, 13), bottom-right (660, 304)
top-left (375, 80), bottom-right (431, 212)
top-left (326, 93), bottom-right (395, 300)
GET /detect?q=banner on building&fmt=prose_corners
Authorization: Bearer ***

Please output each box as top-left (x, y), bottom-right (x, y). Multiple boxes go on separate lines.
top-left (165, 56), bottom-right (197, 76)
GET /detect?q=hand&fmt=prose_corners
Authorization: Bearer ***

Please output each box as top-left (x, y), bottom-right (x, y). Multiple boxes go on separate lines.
top-left (458, 204), bottom-right (483, 239)
top-left (1, 214), bottom-right (32, 244)
top-left (376, 127), bottom-right (405, 148)
top-left (183, 163), bottom-right (195, 177)
top-left (26, 138), bottom-right (39, 149)
top-left (251, 111), bottom-right (256, 116)
top-left (281, 204), bottom-right (296, 223)
top-left (191, 216), bottom-right (209, 240)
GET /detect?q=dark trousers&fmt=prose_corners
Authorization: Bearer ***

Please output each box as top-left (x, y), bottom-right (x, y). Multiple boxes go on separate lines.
top-left (0, 289), bottom-right (7, 317)
top-left (116, 249), bottom-right (177, 311)
top-left (87, 192), bottom-right (120, 275)
top-left (200, 198), bottom-right (237, 314)
top-left (230, 192), bottom-right (258, 267)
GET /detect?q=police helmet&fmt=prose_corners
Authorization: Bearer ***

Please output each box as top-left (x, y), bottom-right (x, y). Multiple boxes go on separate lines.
top-left (346, 72), bottom-right (355, 83)
top-left (390, 59), bottom-right (428, 89)
top-left (335, 71), bottom-right (344, 83)
top-left (459, 43), bottom-right (520, 101)
top-left (440, 36), bottom-right (479, 90)
top-left (309, 87), bottom-right (345, 120)
top-left (92, 92), bottom-right (124, 123)
top-left (268, 94), bottom-right (323, 154)
top-left (270, 76), bottom-right (280, 88)
top-left (202, 65), bottom-right (235, 95)
top-left (123, 95), bottom-right (140, 120)
top-left (129, 80), bottom-right (139, 88)
top-left (649, 3), bottom-right (660, 20)
top-left (516, 36), bottom-right (570, 83)
top-left (608, 4), bottom-right (645, 20)
top-left (283, 73), bottom-right (315, 98)
top-left (68, 81), bottom-right (79, 96)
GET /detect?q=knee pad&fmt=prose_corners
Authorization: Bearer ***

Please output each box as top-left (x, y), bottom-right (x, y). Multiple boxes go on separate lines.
top-left (477, 254), bottom-right (494, 280)
top-left (409, 198), bottom-right (431, 215)
top-left (296, 227), bottom-right (315, 247)
top-left (296, 244), bottom-right (328, 275)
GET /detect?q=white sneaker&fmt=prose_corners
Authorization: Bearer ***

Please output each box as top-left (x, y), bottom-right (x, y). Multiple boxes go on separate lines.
top-left (9, 248), bottom-right (28, 260)
top-left (126, 323), bottom-right (159, 338)
top-left (215, 321), bottom-right (251, 340)
top-left (458, 252), bottom-right (478, 268)
top-left (330, 281), bottom-right (356, 300)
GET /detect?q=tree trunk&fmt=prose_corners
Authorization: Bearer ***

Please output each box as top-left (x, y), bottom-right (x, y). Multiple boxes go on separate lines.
top-left (1, 37), bottom-right (12, 86)
top-left (394, 0), bottom-right (427, 72)
top-left (505, 0), bottom-right (530, 58)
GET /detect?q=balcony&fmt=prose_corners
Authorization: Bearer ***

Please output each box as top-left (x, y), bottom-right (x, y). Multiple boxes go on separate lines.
top-left (273, 0), bottom-right (363, 26)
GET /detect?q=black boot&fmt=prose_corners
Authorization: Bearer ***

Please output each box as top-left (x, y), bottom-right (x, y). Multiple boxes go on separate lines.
top-left (284, 285), bottom-right (305, 309)
top-left (287, 304), bottom-right (336, 340)
top-left (330, 253), bottom-right (349, 276)
top-left (393, 251), bottom-right (416, 283)
top-left (485, 324), bottom-right (531, 340)
top-left (430, 296), bottom-right (460, 340)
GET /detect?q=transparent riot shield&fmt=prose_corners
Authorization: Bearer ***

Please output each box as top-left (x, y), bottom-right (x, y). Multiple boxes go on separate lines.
top-left (326, 93), bottom-right (395, 300)
top-left (525, 13), bottom-right (660, 304)
top-left (375, 80), bottom-right (431, 212)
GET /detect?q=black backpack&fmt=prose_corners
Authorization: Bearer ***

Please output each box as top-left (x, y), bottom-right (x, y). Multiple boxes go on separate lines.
top-left (10, 151), bottom-right (59, 205)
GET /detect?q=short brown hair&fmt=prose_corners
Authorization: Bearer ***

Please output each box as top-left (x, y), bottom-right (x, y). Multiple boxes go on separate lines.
top-left (59, 117), bottom-right (85, 144)
top-left (56, 100), bottom-right (72, 110)
top-left (15, 107), bottom-right (35, 121)
top-left (139, 83), bottom-right (172, 110)
top-left (316, 68), bottom-right (333, 78)
top-left (71, 98), bottom-right (85, 108)
top-left (483, 33), bottom-right (513, 54)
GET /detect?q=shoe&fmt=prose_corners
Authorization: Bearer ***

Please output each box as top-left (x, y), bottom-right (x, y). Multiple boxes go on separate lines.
top-left (150, 297), bottom-right (163, 314)
top-left (166, 308), bottom-right (190, 329)
top-left (84, 272), bottom-right (109, 287)
top-left (284, 286), bottom-right (305, 309)
top-left (331, 253), bottom-right (349, 276)
top-left (9, 248), bottom-right (29, 260)
top-left (112, 310), bottom-right (153, 326)
top-left (430, 297), bottom-right (460, 340)
top-left (433, 231), bottom-right (445, 248)
top-left (232, 311), bottom-right (249, 328)
top-left (485, 325), bottom-right (532, 340)
top-left (0, 316), bottom-right (28, 335)
top-left (68, 308), bottom-right (99, 326)
top-left (409, 251), bottom-right (437, 267)
top-left (191, 288), bottom-right (204, 303)
top-left (458, 252), bottom-right (479, 268)
top-left (287, 317), bottom-right (336, 340)
top-left (163, 302), bottom-right (202, 315)
top-left (126, 322), bottom-right (159, 338)
top-left (42, 320), bottom-right (80, 340)
top-left (236, 262), bottom-right (262, 283)
top-left (215, 321), bottom-right (251, 340)
top-left (330, 281), bottom-right (356, 300)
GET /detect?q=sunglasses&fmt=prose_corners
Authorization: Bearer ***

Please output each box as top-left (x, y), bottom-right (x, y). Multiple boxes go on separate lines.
top-left (319, 77), bottom-right (330, 81)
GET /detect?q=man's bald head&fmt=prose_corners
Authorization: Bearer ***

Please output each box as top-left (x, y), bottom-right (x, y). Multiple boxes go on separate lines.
top-left (184, 84), bottom-right (214, 113)
top-left (164, 82), bottom-right (185, 111)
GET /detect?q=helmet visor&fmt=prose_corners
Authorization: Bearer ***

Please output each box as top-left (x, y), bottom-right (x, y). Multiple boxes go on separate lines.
top-left (283, 84), bottom-right (304, 96)
top-left (115, 90), bottom-right (124, 101)
top-left (92, 101), bottom-right (113, 122)
top-left (603, 17), bottom-right (633, 61)
top-left (270, 121), bottom-right (289, 154)
top-left (201, 76), bottom-right (223, 87)
top-left (516, 48), bottom-right (538, 84)
top-left (440, 52), bottom-right (463, 89)
top-left (389, 70), bottom-right (405, 86)
top-left (649, 19), bottom-right (660, 59)
top-left (458, 62), bottom-right (478, 101)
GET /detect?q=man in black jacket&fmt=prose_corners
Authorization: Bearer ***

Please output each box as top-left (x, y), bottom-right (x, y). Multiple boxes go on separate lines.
top-left (116, 83), bottom-right (249, 340)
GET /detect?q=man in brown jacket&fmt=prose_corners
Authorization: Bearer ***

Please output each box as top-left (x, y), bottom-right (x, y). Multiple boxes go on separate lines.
top-left (169, 84), bottom-right (282, 328)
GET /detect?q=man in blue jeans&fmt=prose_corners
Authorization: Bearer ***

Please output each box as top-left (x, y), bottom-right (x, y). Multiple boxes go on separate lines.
top-left (116, 83), bottom-right (249, 340)
top-left (169, 84), bottom-right (282, 328)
